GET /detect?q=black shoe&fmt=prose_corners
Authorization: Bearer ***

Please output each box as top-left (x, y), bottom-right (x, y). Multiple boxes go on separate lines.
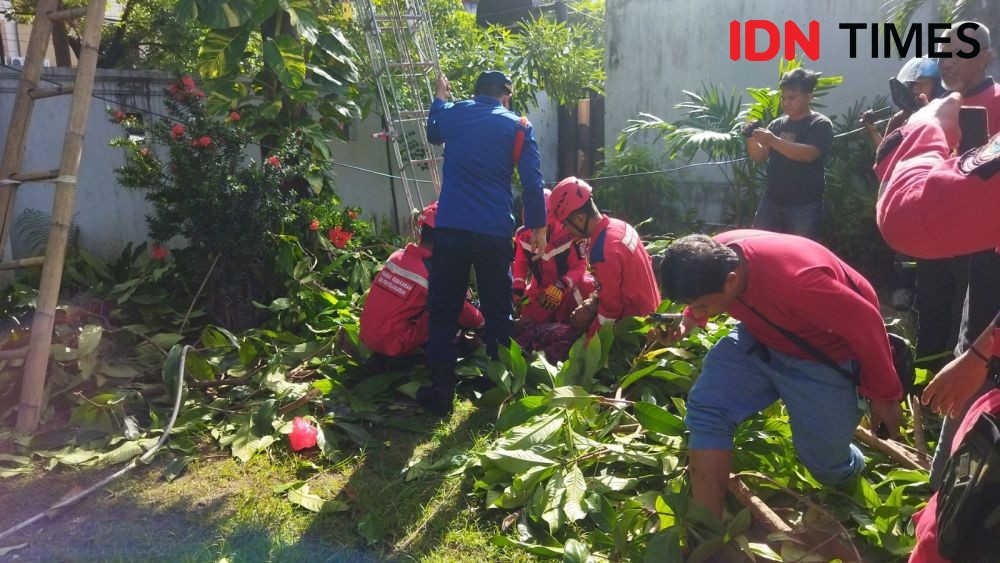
top-left (416, 384), bottom-right (454, 416)
top-left (364, 353), bottom-right (391, 374)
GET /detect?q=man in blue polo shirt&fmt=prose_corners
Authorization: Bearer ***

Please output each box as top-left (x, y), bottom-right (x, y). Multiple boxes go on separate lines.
top-left (417, 70), bottom-right (548, 415)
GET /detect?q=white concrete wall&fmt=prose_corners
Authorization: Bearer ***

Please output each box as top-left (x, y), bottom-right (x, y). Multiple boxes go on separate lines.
top-left (0, 68), bottom-right (169, 262)
top-left (605, 0), bottom-right (936, 224)
top-left (527, 91), bottom-right (560, 183)
top-left (0, 67), bottom-right (561, 263)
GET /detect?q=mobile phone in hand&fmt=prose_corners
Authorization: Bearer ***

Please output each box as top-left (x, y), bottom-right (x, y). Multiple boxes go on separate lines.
top-left (958, 106), bottom-right (989, 153)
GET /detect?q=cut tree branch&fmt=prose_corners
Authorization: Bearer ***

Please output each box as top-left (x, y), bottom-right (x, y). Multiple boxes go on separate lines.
top-left (727, 475), bottom-right (793, 534)
top-left (854, 427), bottom-right (929, 471)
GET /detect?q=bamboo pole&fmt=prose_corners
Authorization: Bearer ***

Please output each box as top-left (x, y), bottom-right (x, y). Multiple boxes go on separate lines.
top-left (17, 0), bottom-right (108, 432)
top-left (0, 0), bottom-right (60, 253)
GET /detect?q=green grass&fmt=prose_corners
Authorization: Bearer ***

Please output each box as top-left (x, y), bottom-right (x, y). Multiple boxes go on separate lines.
top-left (0, 397), bottom-right (536, 562)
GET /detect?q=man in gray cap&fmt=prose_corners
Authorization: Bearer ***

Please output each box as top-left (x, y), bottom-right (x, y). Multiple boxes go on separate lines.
top-left (418, 70), bottom-right (547, 415)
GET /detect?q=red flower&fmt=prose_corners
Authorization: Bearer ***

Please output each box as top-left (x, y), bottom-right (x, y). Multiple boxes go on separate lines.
top-left (193, 89), bottom-right (205, 99)
top-left (190, 135), bottom-right (212, 148)
top-left (328, 226), bottom-right (352, 249)
top-left (113, 110), bottom-right (125, 123)
top-left (309, 218), bottom-right (320, 231)
top-left (289, 417), bottom-right (318, 451)
top-left (266, 155), bottom-right (281, 167)
top-left (229, 111), bottom-right (241, 122)
top-left (170, 124), bottom-right (186, 139)
top-left (150, 243), bottom-right (169, 261)
top-left (347, 210), bottom-right (359, 220)
top-left (181, 75), bottom-right (196, 91)
top-left (139, 147), bottom-right (150, 156)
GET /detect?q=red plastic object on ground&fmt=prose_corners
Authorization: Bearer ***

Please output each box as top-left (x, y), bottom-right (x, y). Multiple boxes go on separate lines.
top-left (289, 417), bottom-right (318, 450)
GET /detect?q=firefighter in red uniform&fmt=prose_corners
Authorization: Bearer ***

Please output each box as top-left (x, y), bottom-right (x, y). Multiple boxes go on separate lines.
top-left (513, 189), bottom-right (594, 324)
top-left (359, 202), bottom-right (484, 369)
top-left (547, 177), bottom-right (661, 336)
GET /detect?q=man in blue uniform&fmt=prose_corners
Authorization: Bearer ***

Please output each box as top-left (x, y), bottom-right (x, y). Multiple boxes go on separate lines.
top-left (418, 70), bottom-right (548, 415)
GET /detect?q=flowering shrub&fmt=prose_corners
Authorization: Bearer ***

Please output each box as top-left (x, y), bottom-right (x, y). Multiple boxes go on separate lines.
top-left (110, 75), bottom-right (352, 328)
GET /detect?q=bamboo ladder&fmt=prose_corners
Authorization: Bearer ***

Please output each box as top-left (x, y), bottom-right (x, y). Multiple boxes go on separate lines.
top-left (0, 0), bottom-right (108, 431)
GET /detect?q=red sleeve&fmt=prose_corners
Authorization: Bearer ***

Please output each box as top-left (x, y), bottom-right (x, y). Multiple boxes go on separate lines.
top-left (874, 122), bottom-right (1000, 258)
top-left (458, 300), bottom-right (485, 329)
top-left (512, 234), bottom-right (530, 292)
top-left (793, 268), bottom-right (902, 401)
top-left (561, 240), bottom-right (588, 289)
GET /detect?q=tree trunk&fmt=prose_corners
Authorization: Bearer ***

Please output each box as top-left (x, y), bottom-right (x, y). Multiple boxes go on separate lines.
top-left (51, 21), bottom-right (73, 67)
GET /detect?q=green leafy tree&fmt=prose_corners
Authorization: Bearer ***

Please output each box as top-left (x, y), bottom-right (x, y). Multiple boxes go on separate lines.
top-left (178, 0), bottom-right (361, 161)
top-left (427, 0), bottom-right (605, 111)
top-left (4, 0), bottom-right (201, 69)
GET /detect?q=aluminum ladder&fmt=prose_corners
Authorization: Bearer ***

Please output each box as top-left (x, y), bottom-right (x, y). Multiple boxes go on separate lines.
top-left (351, 0), bottom-right (444, 214)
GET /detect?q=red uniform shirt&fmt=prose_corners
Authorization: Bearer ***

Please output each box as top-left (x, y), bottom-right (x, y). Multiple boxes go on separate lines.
top-left (359, 244), bottom-right (484, 357)
top-left (587, 216), bottom-right (661, 334)
top-left (909, 390), bottom-right (1000, 563)
top-left (512, 224), bottom-right (588, 295)
top-left (712, 230), bottom-right (902, 401)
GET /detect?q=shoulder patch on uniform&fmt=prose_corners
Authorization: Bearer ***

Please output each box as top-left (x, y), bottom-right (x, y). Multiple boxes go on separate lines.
top-left (875, 128), bottom-right (905, 167)
top-left (620, 225), bottom-right (639, 253)
top-left (958, 132), bottom-right (1000, 180)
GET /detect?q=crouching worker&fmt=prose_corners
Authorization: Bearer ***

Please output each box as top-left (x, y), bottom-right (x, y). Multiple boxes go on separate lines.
top-left (359, 202), bottom-right (484, 371)
top-left (657, 230), bottom-right (902, 519)
top-left (513, 189), bottom-right (592, 325)
top-left (547, 177), bottom-right (660, 337)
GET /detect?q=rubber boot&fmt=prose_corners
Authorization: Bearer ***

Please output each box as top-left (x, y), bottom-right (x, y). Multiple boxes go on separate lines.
top-left (416, 362), bottom-right (456, 416)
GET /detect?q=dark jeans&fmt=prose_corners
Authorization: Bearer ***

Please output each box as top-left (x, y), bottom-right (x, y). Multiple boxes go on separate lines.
top-left (752, 196), bottom-right (823, 241)
top-left (914, 256), bottom-right (968, 371)
top-left (426, 228), bottom-right (514, 364)
top-left (892, 253), bottom-right (916, 292)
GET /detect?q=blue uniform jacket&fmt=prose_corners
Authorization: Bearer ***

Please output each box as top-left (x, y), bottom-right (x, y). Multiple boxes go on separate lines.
top-left (427, 95), bottom-right (546, 238)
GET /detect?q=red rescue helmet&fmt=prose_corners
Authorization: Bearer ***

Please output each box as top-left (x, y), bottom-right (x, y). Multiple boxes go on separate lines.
top-left (417, 201), bottom-right (438, 229)
top-left (548, 177), bottom-right (592, 224)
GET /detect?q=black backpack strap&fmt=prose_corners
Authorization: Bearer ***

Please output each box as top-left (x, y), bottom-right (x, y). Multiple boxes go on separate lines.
top-left (737, 296), bottom-right (859, 385)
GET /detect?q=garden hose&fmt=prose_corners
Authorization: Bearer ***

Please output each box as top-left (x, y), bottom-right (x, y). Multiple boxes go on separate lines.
top-left (0, 345), bottom-right (191, 542)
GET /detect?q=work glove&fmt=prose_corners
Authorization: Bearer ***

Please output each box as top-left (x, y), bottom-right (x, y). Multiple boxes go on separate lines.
top-left (538, 282), bottom-right (565, 311)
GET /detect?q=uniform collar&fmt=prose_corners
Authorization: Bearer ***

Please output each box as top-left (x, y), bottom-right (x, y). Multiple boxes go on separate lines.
top-left (473, 95), bottom-right (503, 107)
top-left (966, 76), bottom-right (996, 97)
top-left (590, 215), bottom-right (611, 239)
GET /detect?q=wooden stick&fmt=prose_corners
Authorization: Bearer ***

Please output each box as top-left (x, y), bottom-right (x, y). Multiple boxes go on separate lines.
top-left (277, 388), bottom-right (322, 416)
top-left (854, 427), bottom-right (929, 471)
top-left (908, 395), bottom-right (930, 458)
top-left (727, 475), bottom-right (793, 534)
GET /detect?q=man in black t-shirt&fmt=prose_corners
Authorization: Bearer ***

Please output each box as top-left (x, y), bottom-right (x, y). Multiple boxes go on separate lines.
top-left (745, 68), bottom-right (833, 240)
